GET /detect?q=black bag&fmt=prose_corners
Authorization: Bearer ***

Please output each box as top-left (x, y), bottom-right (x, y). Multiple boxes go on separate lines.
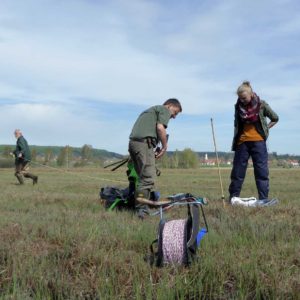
top-left (100, 186), bottom-right (134, 210)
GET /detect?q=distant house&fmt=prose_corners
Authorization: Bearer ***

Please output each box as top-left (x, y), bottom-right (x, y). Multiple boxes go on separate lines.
top-left (288, 160), bottom-right (299, 167)
top-left (199, 153), bottom-right (233, 166)
top-left (199, 153), bottom-right (215, 166)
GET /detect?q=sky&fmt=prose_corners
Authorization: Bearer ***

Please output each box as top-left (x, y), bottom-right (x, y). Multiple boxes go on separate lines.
top-left (0, 0), bottom-right (299, 155)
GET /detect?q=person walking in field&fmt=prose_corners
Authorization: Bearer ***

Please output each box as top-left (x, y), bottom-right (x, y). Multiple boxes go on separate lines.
top-left (12, 129), bottom-right (38, 185)
top-left (229, 81), bottom-right (279, 202)
top-left (129, 98), bottom-right (182, 204)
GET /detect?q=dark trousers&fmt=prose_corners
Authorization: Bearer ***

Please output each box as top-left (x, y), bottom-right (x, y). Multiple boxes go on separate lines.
top-left (229, 141), bottom-right (269, 200)
top-left (15, 160), bottom-right (37, 184)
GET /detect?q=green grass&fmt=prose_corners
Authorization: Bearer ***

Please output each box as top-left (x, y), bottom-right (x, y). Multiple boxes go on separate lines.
top-left (0, 167), bottom-right (299, 299)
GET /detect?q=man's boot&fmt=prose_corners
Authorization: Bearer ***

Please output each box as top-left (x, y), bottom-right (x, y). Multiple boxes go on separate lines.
top-left (15, 173), bottom-right (24, 185)
top-left (24, 173), bottom-right (38, 185)
top-left (135, 189), bottom-right (150, 218)
top-left (33, 175), bottom-right (38, 185)
top-left (135, 189), bottom-right (150, 205)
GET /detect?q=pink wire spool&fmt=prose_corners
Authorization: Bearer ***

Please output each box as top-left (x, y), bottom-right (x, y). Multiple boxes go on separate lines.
top-left (148, 202), bottom-right (208, 267)
top-left (162, 219), bottom-right (188, 265)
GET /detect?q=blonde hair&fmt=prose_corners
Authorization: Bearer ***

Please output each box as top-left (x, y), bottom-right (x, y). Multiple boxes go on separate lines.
top-left (237, 81), bottom-right (253, 96)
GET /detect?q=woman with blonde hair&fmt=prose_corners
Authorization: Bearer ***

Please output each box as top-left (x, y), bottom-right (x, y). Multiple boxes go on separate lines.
top-left (229, 81), bottom-right (279, 202)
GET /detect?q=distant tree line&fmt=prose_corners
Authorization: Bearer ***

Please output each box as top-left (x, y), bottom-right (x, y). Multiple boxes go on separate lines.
top-left (0, 145), bottom-right (300, 169)
top-left (158, 148), bottom-right (199, 169)
top-left (0, 145), bottom-right (200, 169)
top-left (0, 144), bottom-right (105, 168)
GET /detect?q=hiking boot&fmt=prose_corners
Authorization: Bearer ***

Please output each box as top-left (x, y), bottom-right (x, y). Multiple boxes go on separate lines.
top-left (33, 176), bottom-right (38, 185)
top-left (15, 173), bottom-right (24, 185)
top-left (135, 190), bottom-right (150, 204)
top-left (136, 204), bottom-right (150, 219)
top-left (136, 190), bottom-right (150, 198)
top-left (24, 173), bottom-right (38, 185)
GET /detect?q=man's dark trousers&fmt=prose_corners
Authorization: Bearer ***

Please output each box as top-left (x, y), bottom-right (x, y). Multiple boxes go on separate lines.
top-left (229, 141), bottom-right (269, 200)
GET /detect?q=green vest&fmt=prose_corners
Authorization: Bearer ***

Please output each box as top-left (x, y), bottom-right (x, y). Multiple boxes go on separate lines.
top-left (130, 105), bottom-right (171, 140)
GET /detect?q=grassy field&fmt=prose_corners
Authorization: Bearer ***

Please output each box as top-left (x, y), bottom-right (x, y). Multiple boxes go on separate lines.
top-left (0, 166), bottom-right (299, 299)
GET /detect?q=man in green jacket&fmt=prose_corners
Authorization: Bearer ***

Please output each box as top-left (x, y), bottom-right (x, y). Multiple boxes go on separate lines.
top-left (129, 98), bottom-right (182, 204)
top-left (13, 129), bottom-right (38, 185)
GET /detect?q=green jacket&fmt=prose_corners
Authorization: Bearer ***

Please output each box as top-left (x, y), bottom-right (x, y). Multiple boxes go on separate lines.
top-left (232, 100), bottom-right (279, 151)
top-left (13, 136), bottom-right (32, 162)
top-left (130, 105), bottom-right (171, 140)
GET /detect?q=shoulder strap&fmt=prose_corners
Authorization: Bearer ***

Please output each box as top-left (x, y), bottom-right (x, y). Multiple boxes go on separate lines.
top-left (187, 204), bottom-right (200, 248)
top-left (147, 219), bottom-right (166, 267)
top-left (147, 239), bottom-right (158, 266)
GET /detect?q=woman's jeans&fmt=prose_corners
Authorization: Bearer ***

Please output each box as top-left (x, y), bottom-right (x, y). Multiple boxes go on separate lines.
top-left (229, 141), bottom-right (269, 200)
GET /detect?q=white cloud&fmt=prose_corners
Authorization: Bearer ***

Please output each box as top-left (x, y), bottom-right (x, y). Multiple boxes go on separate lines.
top-left (0, 0), bottom-right (299, 153)
top-left (0, 103), bottom-right (133, 153)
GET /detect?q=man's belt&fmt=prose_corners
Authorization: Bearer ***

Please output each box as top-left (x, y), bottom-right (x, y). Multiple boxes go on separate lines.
top-left (130, 137), bottom-right (157, 148)
top-left (130, 137), bottom-right (148, 143)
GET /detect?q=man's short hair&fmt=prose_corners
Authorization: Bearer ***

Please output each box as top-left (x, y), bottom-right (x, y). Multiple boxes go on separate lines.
top-left (163, 98), bottom-right (182, 112)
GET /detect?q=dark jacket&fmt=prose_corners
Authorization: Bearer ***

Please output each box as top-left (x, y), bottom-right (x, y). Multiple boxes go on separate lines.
top-left (232, 100), bottom-right (279, 151)
top-left (13, 136), bottom-right (32, 162)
